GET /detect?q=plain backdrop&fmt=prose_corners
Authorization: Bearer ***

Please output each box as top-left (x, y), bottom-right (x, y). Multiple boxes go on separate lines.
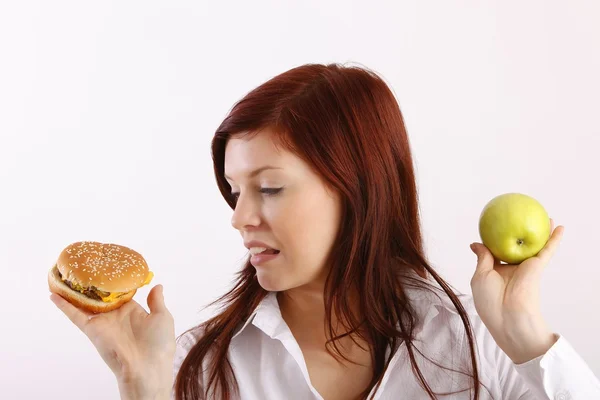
top-left (1, 1), bottom-right (598, 399)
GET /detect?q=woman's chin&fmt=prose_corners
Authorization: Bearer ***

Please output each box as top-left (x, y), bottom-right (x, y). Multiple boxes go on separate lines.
top-left (256, 272), bottom-right (288, 292)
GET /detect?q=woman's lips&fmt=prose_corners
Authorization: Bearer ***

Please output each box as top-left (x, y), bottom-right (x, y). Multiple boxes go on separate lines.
top-left (250, 251), bottom-right (280, 265)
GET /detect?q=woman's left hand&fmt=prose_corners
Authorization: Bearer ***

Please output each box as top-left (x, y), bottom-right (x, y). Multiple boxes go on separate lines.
top-left (469, 219), bottom-right (565, 364)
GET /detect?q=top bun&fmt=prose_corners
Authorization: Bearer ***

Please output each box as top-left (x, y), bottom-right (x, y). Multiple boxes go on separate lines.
top-left (56, 241), bottom-right (151, 292)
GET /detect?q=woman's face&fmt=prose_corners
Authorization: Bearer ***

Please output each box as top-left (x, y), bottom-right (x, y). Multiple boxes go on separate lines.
top-left (224, 128), bottom-right (342, 292)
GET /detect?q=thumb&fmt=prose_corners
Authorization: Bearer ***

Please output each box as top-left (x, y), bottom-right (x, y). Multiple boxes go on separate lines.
top-left (147, 284), bottom-right (167, 314)
top-left (470, 243), bottom-right (495, 274)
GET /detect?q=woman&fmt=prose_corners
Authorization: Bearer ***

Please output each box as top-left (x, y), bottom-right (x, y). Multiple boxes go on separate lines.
top-left (51, 63), bottom-right (600, 399)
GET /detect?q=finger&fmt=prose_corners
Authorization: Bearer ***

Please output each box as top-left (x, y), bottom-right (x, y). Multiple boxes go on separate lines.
top-left (470, 243), bottom-right (496, 274)
top-left (147, 284), bottom-right (168, 314)
top-left (50, 293), bottom-right (95, 332)
top-left (120, 298), bottom-right (148, 315)
top-left (536, 225), bottom-right (564, 264)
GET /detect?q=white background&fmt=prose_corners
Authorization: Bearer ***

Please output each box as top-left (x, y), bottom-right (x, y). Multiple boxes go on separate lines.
top-left (1, 1), bottom-right (598, 399)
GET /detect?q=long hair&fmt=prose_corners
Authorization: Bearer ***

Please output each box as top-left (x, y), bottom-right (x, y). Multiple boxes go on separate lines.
top-left (174, 63), bottom-right (482, 399)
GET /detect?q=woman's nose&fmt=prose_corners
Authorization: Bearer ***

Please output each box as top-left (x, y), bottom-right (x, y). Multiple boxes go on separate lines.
top-left (231, 193), bottom-right (261, 230)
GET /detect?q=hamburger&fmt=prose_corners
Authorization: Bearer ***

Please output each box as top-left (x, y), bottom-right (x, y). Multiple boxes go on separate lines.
top-left (48, 241), bottom-right (154, 313)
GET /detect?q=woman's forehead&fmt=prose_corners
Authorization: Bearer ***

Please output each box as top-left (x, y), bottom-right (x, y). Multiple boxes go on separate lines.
top-left (224, 134), bottom-right (291, 180)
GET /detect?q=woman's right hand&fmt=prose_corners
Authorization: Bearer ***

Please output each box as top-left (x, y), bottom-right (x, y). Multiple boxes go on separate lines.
top-left (50, 285), bottom-right (175, 400)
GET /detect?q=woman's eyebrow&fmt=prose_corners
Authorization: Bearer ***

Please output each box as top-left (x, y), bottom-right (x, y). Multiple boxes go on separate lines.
top-left (224, 165), bottom-right (283, 181)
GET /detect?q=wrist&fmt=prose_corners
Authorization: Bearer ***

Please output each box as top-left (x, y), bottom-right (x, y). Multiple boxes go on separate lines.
top-left (117, 363), bottom-right (173, 400)
top-left (117, 375), bottom-right (172, 400)
top-left (502, 318), bottom-right (558, 364)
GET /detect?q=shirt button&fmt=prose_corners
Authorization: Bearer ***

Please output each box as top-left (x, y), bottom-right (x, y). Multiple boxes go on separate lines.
top-left (554, 390), bottom-right (572, 400)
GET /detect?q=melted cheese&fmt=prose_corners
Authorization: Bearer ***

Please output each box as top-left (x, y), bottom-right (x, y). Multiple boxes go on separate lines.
top-left (100, 271), bottom-right (154, 303)
top-left (101, 292), bottom-right (124, 303)
top-left (142, 271), bottom-right (154, 286)
top-left (63, 270), bottom-right (155, 303)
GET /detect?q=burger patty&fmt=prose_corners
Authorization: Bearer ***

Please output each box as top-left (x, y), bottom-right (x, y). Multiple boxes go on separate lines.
top-left (57, 270), bottom-right (111, 301)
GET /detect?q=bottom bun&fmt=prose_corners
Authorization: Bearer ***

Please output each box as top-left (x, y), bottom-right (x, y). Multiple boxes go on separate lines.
top-left (48, 266), bottom-right (136, 313)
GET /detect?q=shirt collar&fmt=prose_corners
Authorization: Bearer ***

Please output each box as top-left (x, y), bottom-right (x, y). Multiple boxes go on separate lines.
top-left (230, 274), bottom-right (471, 341)
top-left (231, 291), bottom-right (285, 340)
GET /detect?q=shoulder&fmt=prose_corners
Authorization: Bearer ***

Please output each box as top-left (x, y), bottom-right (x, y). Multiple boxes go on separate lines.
top-left (403, 275), bottom-right (488, 337)
top-left (405, 281), bottom-right (507, 384)
top-left (173, 325), bottom-right (206, 375)
top-left (176, 325), bottom-right (205, 349)
top-left (407, 281), bottom-right (496, 346)
top-left (173, 292), bottom-right (272, 369)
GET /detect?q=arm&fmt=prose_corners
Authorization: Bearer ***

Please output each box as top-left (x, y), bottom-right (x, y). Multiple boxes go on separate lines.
top-left (118, 371), bottom-right (173, 400)
top-left (469, 222), bottom-right (600, 398)
top-left (50, 285), bottom-right (176, 400)
top-left (495, 333), bottom-right (600, 399)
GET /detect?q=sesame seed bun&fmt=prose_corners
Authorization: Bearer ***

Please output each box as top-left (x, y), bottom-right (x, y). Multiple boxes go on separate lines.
top-left (56, 241), bottom-right (151, 292)
top-left (48, 241), bottom-right (153, 313)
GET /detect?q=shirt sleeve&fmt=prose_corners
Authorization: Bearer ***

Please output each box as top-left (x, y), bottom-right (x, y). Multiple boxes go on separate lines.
top-left (451, 293), bottom-right (600, 399)
top-left (497, 333), bottom-right (600, 399)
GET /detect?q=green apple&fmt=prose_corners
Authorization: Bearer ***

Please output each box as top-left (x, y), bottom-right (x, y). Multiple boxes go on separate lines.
top-left (478, 193), bottom-right (551, 264)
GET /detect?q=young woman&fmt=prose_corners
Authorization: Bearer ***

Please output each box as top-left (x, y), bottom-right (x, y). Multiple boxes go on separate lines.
top-left (51, 63), bottom-right (600, 400)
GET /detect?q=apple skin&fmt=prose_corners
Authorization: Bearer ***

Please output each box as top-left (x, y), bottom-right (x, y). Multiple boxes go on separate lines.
top-left (478, 193), bottom-right (551, 264)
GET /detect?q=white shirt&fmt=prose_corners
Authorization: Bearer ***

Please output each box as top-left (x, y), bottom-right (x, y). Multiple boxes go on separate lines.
top-left (172, 283), bottom-right (600, 399)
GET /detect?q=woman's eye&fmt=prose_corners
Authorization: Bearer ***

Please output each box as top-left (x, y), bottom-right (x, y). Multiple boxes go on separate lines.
top-left (230, 188), bottom-right (282, 200)
top-left (260, 187), bottom-right (283, 196)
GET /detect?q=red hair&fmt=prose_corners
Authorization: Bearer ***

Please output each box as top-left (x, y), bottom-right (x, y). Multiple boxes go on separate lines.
top-left (174, 63), bottom-right (482, 399)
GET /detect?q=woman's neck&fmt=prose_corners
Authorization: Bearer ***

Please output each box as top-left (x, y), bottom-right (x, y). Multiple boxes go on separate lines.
top-left (277, 283), bottom-right (366, 350)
